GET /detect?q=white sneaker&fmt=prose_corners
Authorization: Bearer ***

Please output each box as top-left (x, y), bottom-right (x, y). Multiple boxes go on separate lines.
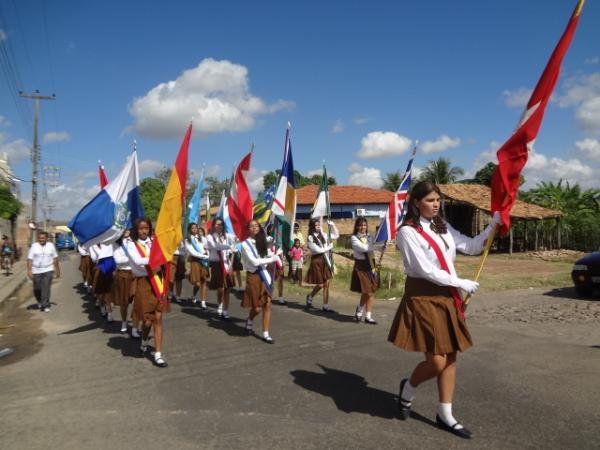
top-left (120, 321), bottom-right (128, 333)
top-left (278, 297), bottom-right (286, 305)
top-left (42, 307), bottom-right (50, 313)
top-left (131, 328), bottom-right (141, 338)
top-left (200, 300), bottom-right (207, 310)
top-left (106, 312), bottom-right (113, 322)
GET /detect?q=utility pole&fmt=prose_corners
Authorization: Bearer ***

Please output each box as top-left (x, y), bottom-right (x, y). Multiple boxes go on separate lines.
top-left (42, 165), bottom-right (60, 231)
top-left (18, 90), bottom-right (56, 245)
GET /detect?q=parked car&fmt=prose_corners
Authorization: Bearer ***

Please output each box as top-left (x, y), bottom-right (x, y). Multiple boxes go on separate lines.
top-left (571, 251), bottom-right (600, 297)
top-left (55, 232), bottom-right (75, 251)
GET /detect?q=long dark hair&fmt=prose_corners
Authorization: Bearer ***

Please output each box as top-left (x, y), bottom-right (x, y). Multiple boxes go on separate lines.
top-left (402, 181), bottom-right (447, 234)
top-left (308, 218), bottom-right (326, 245)
top-left (353, 217), bottom-right (368, 236)
top-left (211, 218), bottom-right (225, 236)
top-left (187, 222), bottom-right (197, 242)
top-left (130, 217), bottom-right (153, 241)
top-left (248, 220), bottom-right (268, 257)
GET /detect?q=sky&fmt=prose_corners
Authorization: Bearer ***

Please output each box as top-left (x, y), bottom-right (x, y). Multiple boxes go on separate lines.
top-left (1, 0), bottom-right (599, 221)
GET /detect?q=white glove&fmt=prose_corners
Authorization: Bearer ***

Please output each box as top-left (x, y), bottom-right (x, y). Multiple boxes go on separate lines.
top-left (457, 279), bottom-right (479, 294)
top-left (491, 211), bottom-right (503, 226)
top-left (326, 243), bottom-right (334, 251)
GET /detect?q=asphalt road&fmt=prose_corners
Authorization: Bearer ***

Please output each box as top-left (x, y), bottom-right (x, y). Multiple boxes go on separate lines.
top-left (1, 254), bottom-right (599, 450)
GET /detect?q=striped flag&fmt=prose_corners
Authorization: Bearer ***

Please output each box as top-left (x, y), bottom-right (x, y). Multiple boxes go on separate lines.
top-left (375, 146), bottom-right (416, 242)
top-left (149, 123), bottom-right (191, 269)
top-left (187, 166), bottom-right (205, 225)
top-left (227, 150), bottom-right (254, 240)
top-left (310, 164), bottom-right (330, 219)
top-left (491, 0), bottom-right (585, 235)
top-left (271, 126), bottom-right (297, 247)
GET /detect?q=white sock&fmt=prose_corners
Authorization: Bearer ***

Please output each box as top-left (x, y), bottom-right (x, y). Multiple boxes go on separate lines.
top-left (402, 379), bottom-right (416, 402)
top-left (201, 300), bottom-right (207, 307)
top-left (154, 351), bottom-right (162, 360)
top-left (438, 403), bottom-right (462, 429)
top-left (217, 304), bottom-right (223, 314)
top-left (356, 305), bottom-right (363, 316)
top-left (322, 304), bottom-right (330, 310)
top-left (246, 318), bottom-right (253, 329)
top-left (263, 331), bottom-right (270, 338)
top-left (142, 339), bottom-right (148, 347)
top-left (366, 311), bottom-right (372, 320)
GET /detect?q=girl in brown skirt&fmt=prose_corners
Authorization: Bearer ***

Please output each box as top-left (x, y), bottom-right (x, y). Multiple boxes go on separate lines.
top-left (240, 220), bottom-right (282, 343)
top-left (389, 181), bottom-right (502, 439)
top-left (90, 243), bottom-right (115, 322)
top-left (350, 217), bottom-right (378, 324)
top-left (112, 230), bottom-right (136, 334)
top-left (305, 218), bottom-right (339, 312)
top-left (206, 218), bottom-right (235, 320)
top-left (185, 223), bottom-right (209, 309)
top-left (127, 218), bottom-right (170, 368)
top-left (77, 244), bottom-right (93, 292)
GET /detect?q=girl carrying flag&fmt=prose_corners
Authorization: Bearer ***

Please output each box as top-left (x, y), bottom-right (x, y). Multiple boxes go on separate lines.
top-left (185, 222), bottom-right (210, 309)
top-left (127, 217), bottom-right (170, 368)
top-left (112, 230), bottom-right (136, 334)
top-left (305, 218), bottom-right (339, 312)
top-left (206, 217), bottom-right (235, 320)
top-left (350, 217), bottom-right (378, 324)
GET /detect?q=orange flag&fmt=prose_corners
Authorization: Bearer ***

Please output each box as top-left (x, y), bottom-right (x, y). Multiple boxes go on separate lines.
top-left (149, 123), bottom-right (192, 270)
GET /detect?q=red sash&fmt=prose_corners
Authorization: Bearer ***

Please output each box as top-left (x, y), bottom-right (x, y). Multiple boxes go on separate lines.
top-left (134, 241), bottom-right (168, 302)
top-left (414, 227), bottom-right (465, 320)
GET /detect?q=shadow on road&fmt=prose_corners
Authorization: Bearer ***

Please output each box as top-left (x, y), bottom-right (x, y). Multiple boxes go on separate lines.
top-left (543, 287), bottom-right (600, 301)
top-left (107, 335), bottom-right (144, 358)
top-left (284, 301), bottom-right (357, 323)
top-left (180, 306), bottom-right (248, 337)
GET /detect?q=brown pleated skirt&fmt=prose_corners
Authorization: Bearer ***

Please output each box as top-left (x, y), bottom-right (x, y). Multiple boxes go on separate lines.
top-left (168, 255), bottom-right (186, 283)
top-left (112, 269), bottom-right (133, 306)
top-left (189, 259), bottom-right (209, 284)
top-left (242, 272), bottom-right (271, 308)
top-left (79, 255), bottom-right (93, 284)
top-left (305, 254), bottom-right (332, 285)
top-left (350, 259), bottom-right (378, 294)
top-left (208, 261), bottom-right (233, 290)
top-left (132, 276), bottom-right (170, 323)
top-left (388, 277), bottom-right (472, 355)
top-left (93, 267), bottom-right (113, 295)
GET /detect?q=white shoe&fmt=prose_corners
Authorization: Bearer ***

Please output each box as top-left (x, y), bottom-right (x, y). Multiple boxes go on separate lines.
top-left (131, 328), bottom-right (140, 338)
top-left (107, 313), bottom-right (113, 322)
top-left (120, 321), bottom-right (128, 333)
top-left (200, 300), bottom-right (207, 310)
top-left (42, 307), bottom-right (50, 313)
top-left (278, 297), bottom-right (286, 305)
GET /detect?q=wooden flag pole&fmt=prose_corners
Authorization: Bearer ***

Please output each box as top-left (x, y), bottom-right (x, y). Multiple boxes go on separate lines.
top-left (464, 223), bottom-right (498, 305)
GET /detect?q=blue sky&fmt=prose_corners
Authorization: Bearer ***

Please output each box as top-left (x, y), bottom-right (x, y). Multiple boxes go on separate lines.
top-left (1, 0), bottom-right (599, 220)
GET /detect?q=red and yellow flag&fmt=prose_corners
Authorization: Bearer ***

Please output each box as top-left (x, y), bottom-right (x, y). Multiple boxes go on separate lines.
top-left (149, 123), bottom-right (192, 270)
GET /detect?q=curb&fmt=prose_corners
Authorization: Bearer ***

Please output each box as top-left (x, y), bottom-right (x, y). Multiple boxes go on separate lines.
top-left (0, 261), bottom-right (29, 306)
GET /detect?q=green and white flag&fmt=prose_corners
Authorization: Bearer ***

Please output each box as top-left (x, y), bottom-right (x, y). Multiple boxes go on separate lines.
top-left (311, 164), bottom-right (330, 219)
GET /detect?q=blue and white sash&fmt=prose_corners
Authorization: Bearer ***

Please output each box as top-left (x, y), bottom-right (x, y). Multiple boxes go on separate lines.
top-left (191, 236), bottom-right (209, 268)
top-left (244, 241), bottom-right (272, 293)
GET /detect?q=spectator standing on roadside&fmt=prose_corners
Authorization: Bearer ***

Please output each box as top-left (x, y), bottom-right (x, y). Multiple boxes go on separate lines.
top-left (27, 231), bottom-right (60, 312)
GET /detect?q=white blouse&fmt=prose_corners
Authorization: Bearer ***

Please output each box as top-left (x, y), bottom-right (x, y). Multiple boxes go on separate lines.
top-left (113, 239), bottom-right (132, 271)
top-left (185, 235), bottom-right (209, 260)
top-left (307, 223), bottom-right (339, 255)
top-left (126, 238), bottom-right (151, 277)
top-left (396, 217), bottom-right (493, 288)
top-left (351, 234), bottom-right (374, 260)
top-left (206, 233), bottom-right (235, 262)
top-left (89, 243), bottom-right (114, 263)
top-left (240, 238), bottom-right (280, 273)
top-left (77, 244), bottom-right (89, 256)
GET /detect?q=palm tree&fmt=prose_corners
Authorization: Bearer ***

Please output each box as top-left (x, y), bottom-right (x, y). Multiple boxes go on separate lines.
top-left (382, 171), bottom-right (403, 192)
top-left (419, 157), bottom-right (464, 184)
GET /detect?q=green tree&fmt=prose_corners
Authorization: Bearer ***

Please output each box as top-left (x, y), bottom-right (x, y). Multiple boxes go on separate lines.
top-left (0, 185), bottom-right (22, 220)
top-left (139, 178), bottom-right (166, 222)
top-left (262, 170), bottom-right (336, 191)
top-left (382, 171), bottom-right (403, 192)
top-left (205, 176), bottom-right (231, 206)
top-left (419, 157), bottom-right (464, 184)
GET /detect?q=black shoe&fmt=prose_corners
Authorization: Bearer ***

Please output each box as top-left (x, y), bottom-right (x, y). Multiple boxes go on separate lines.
top-left (321, 307), bottom-right (335, 313)
top-left (354, 308), bottom-right (362, 322)
top-left (364, 317), bottom-right (377, 325)
top-left (153, 357), bottom-right (168, 368)
top-left (221, 314), bottom-right (232, 321)
top-left (435, 414), bottom-right (472, 439)
top-left (398, 379), bottom-right (412, 420)
top-left (262, 335), bottom-right (274, 344)
top-left (305, 295), bottom-right (312, 309)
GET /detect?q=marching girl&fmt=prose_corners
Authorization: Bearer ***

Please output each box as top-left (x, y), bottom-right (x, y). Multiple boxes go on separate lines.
top-left (240, 220), bottom-right (282, 343)
top-left (168, 240), bottom-right (187, 302)
top-left (112, 230), bottom-right (137, 335)
top-left (206, 218), bottom-right (235, 320)
top-left (77, 243), bottom-right (93, 292)
top-left (350, 217), bottom-right (378, 324)
top-left (90, 243), bottom-right (116, 322)
top-left (305, 218), bottom-right (339, 312)
top-left (127, 217), bottom-right (170, 368)
top-left (185, 222), bottom-right (210, 310)
top-left (389, 181), bottom-right (502, 439)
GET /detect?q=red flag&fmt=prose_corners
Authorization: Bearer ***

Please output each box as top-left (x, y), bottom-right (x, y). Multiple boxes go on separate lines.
top-left (98, 162), bottom-right (108, 189)
top-left (149, 124), bottom-right (191, 270)
top-left (491, 0), bottom-right (584, 235)
top-left (227, 150), bottom-right (254, 241)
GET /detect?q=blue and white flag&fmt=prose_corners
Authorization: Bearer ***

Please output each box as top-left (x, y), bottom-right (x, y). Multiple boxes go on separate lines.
top-left (69, 151), bottom-right (144, 247)
top-left (216, 190), bottom-right (234, 235)
top-left (187, 166), bottom-right (205, 225)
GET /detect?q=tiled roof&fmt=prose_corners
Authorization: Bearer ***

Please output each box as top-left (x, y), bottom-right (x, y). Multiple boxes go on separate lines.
top-left (296, 185), bottom-right (394, 205)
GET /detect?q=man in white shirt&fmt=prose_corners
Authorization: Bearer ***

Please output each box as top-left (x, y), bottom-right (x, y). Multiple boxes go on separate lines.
top-left (27, 231), bottom-right (60, 312)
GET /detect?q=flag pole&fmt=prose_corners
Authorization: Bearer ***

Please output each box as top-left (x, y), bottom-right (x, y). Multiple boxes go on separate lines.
top-left (464, 223), bottom-right (498, 305)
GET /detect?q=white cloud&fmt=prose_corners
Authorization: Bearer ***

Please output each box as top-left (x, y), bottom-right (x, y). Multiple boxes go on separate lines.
top-left (331, 119), bottom-right (344, 134)
top-left (0, 29), bottom-right (6, 42)
top-left (522, 150), bottom-right (596, 189)
top-left (502, 87), bottom-right (532, 108)
top-left (575, 138), bottom-right (600, 161)
top-left (356, 131), bottom-right (412, 159)
top-left (0, 132), bottom-right (29, 163)
top-left (43, 131), bottom-right (70, 144)
top-left (347, 163), bottom-right (383, 188)
top-left (0, 115), bottom-right (10, 127)
top-left (557, 72), bottom-right (600, 134)
top-left (353, 117), bottom-right (370, 125)
top-left (245, 167), bottom-right (267, 197)
top-left (465, 141), bottom-right (500, 179)
top-left (128, 58), bottom-right (294, 138)
top-left (138, 159), bottom-right (165, 176)
top-left (584, 56), bottom-right (599, 65)
top-left (420, 135), bottom-right (461, 154)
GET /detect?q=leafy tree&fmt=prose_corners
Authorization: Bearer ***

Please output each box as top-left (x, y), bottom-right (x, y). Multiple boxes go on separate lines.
top-left (153, 166), bottom-right (170, 186)
top-left (470, 162), bottom-right (496, 187)
top-left (205, 176), bottom-right (231, 206)
top-left (0, 185), bottom-right (22, 220)
top-left (419, 157), bottom-right (464, 184)
top-left (262, 170), bottom-right (336, 191)
top-left (139, 178), bottom-right (166, 222)
top-left (382, 171), bottom-right (403, 192)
